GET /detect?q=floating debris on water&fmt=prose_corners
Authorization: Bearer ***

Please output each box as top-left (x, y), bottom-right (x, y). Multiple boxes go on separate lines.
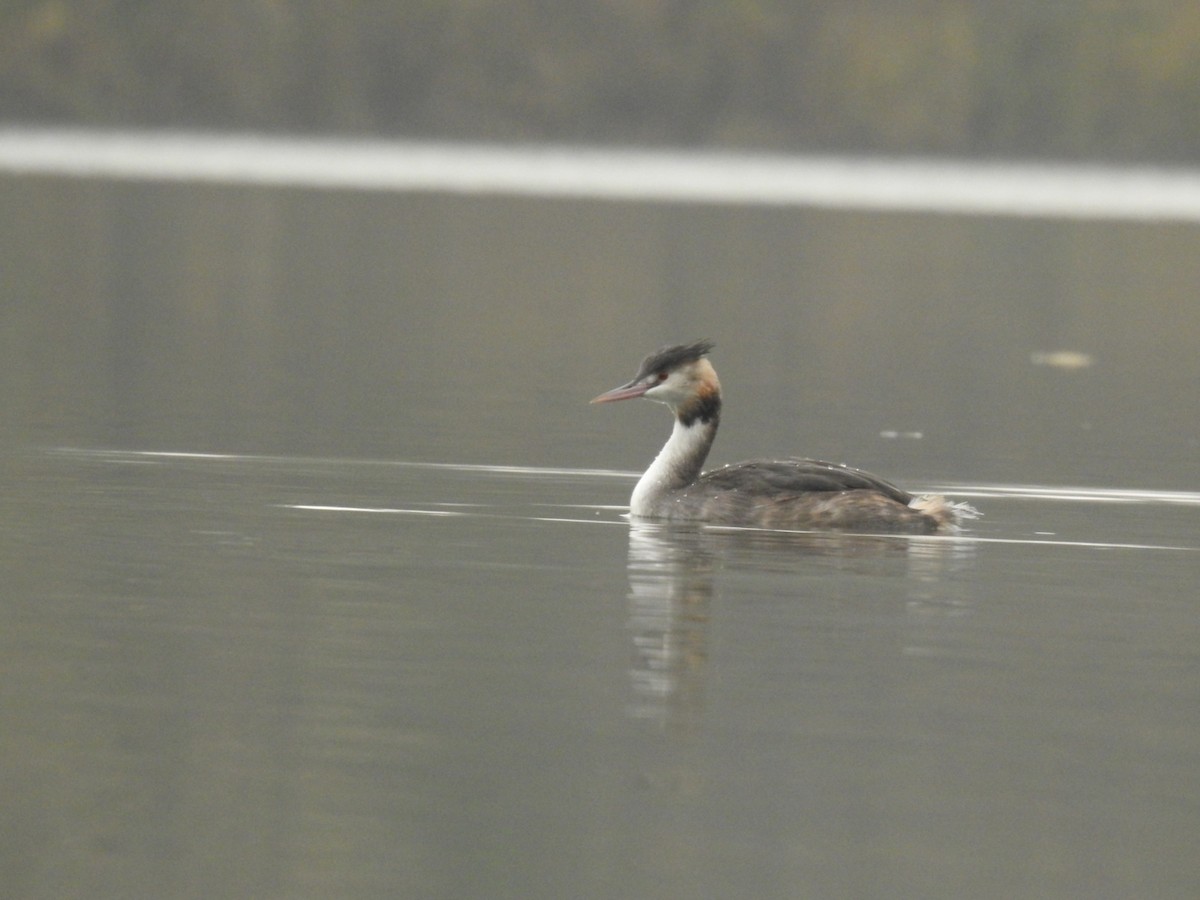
top-left (1030, 350), bottom-right (1094, 369)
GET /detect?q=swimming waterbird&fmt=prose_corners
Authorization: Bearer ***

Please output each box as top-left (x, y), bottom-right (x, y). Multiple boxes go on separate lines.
top-left (592, 340), bottom-right (975, 533)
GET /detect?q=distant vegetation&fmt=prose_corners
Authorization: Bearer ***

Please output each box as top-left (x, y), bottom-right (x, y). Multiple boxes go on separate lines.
top-left (3, 1), bottom-right (1199, 162)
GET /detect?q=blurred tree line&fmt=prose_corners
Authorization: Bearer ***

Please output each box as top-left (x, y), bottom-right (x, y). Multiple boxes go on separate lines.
top-left (3, 0), bottom-right (1199, 162)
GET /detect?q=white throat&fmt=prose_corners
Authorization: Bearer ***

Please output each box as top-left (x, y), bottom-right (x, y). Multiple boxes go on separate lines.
top-left (629, 417), bottom-right (716, 516)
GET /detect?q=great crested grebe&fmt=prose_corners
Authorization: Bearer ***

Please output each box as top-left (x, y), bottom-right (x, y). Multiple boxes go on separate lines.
top-left (592, 340), bottom-right (975, 533)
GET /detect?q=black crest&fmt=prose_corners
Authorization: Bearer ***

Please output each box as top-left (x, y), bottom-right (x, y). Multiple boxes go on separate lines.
top-left (634, 340), bottom-right (714, 380)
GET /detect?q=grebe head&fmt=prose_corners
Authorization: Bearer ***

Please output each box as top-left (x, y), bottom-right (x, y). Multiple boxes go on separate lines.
top-left (591, 340), bottom-right (720, 418)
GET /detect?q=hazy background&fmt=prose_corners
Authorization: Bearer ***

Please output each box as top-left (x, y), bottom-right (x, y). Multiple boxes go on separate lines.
top-left (4, 1), bottom-right (1200, 163)
top-left (4, 0), bottom-right (1199, 540)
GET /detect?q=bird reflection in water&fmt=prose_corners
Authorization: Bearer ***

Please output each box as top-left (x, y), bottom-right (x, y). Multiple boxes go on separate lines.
top-left (623, 522), bottom-right (978, 729)
top-left (625, 522), bottom-right (716, 730)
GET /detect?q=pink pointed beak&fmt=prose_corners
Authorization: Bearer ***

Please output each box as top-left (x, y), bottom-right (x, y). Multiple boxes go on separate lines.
top-left (590, 379), bottom-right (649, 404)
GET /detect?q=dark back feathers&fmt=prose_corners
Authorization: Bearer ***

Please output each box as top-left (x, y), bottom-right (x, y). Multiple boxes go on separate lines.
top-left (699, 458), bottom-right (914, 504)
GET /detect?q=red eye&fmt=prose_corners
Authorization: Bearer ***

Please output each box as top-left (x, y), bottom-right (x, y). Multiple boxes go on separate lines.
top-left (655, 372), bottom-right (668, 382)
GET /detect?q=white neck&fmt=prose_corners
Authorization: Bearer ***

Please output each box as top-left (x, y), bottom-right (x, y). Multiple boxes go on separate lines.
top-left (629, 417), bottom-right (716, 516)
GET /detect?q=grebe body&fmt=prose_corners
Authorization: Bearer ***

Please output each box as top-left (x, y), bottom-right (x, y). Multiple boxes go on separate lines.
top-left (592, 341), bottom-right (972, 533)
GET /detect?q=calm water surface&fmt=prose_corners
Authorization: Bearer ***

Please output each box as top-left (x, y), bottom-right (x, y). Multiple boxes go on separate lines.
top-left (3, 133), bottom-right (1199, 899)
top-left (5, 448), bottom-right (1197, 899)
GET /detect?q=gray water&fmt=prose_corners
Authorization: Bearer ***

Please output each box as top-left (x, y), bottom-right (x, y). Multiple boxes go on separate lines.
top-left (3, 134), bottom-right (1199, 899)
